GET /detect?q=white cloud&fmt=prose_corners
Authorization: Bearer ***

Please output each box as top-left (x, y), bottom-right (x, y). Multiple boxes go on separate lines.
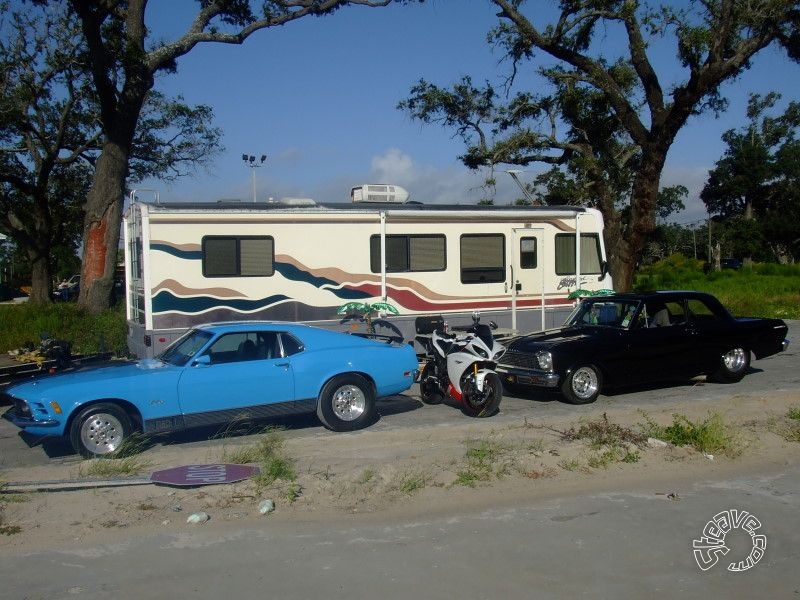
top-left (370, 148), bottom-right (415, 182)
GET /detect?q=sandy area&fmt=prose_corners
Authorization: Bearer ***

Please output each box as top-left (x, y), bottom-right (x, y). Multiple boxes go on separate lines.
top-left (1, 389), bottom-right (798, 555)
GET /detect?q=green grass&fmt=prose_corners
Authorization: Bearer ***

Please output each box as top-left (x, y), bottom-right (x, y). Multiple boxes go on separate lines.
top-left (454, 438), bottom-right (510, 487)
top-left (79, 455), bottom-right (151, 477)
top-left (222, 428), bottom-right (297, 491)
top-left (640, 412), bottom-right (741, 457)
top-left (635, 255), bottom-right (800, 319)
top-left (397, 472), bottom-right (428, 495)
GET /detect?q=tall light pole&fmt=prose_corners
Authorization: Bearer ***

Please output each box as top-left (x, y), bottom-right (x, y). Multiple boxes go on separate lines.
top-left (242, 154), bottom-right (267, 203)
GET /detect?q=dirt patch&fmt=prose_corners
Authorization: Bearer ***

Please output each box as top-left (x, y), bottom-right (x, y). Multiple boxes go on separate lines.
top-left (1, 390), bottom-right (798, 554)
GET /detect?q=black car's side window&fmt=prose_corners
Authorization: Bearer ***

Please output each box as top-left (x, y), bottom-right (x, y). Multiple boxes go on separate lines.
top-left (687, 298), bottom-right (721, 324)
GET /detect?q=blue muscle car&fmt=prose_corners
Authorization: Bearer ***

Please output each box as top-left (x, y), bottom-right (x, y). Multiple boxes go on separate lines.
top-left (4, 322), bottom-right (418, 457)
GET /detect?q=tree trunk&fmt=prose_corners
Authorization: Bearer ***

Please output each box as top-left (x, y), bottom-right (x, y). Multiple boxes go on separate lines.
top-left (77, 143), bottom-right (126, 314)
top-left (27, 249), bottom-right (52, 304)
top-left (614, 152), bottom-right (667, 292)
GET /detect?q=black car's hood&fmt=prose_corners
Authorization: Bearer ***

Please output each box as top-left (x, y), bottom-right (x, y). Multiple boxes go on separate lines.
top-left (507, 326), bottom-right (592, 352)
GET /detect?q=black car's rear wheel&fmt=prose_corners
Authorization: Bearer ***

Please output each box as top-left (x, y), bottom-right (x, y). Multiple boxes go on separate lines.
top-left (561, 364), bottom-right (602, 404)
top-left (711, 347), bottom-right (750, 383)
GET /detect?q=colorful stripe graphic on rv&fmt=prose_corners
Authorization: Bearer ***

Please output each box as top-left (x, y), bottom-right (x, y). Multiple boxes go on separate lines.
top-left (151, 290), bottom-right (292, 314)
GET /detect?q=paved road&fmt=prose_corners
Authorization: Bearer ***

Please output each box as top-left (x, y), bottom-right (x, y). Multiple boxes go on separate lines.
top-left (2, 464), bottom-right (798, 598)
top-left (2, 321), bottom-right (797, 468)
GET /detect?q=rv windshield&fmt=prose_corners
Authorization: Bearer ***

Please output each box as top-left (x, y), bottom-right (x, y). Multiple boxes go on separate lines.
top-left (157, 329), bottom-right (213, 366)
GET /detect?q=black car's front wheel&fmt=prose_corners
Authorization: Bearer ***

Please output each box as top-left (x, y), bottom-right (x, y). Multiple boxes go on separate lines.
top-left (317, 374), bottom-right (376, 432)
top-left (561, 364), bottom-right (602, 404)
top-left (711, 347), bottom-right (750, 383)
top-left (69, 403), bottom-right (133, 458)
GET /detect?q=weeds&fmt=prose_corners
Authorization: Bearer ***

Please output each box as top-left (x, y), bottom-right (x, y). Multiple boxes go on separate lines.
top-left (640, 412), bottom-right (741, 457)
top-left (357, 468), bottom-right (376, 485)
top-left (397, 472), bottom-right (427, 495)
top-left (222, 428), bottom-right (297, 492)
top-left (556, 413), bottom-right (648, 449)
top-left (110, 432), bottom-right (152, 459)
top-left (0, 480), bottom-right (23, 535)
top-left (768, 407), bottom-right (800, 443)
top-left (550, 413), bottom-right (647, 470)
top-left (558, 458), bottom-right (580, 471)
top-left (79, 456), bottom-right (151, 478)
top-left (454, 439), bottom-right (509, 487)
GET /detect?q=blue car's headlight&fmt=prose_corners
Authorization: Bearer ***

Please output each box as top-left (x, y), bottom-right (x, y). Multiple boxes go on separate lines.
top-left (535, 351), bottom-right (553, 371)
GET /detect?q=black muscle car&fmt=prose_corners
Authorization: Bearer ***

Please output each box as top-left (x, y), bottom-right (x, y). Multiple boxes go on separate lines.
top-left (496, 291), bottom-right (789, 404)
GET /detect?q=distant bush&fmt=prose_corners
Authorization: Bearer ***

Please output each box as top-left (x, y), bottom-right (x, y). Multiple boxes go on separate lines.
top-left (0, 303), bottom-right (127, 356)
top-left (634, 254), bottom-right (799, 319)
top-left (634, 253), bottom-right (706, 290)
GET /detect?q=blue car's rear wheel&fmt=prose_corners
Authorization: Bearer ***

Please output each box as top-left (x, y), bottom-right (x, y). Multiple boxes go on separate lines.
top-left (69, 403), bottom-right (132, 458)
top-left (317, 374), bottom-right (376, 432)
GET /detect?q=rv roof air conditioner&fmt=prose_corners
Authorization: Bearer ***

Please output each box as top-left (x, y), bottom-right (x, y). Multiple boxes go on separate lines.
top-left (350, 184), bottom-right (410, 204)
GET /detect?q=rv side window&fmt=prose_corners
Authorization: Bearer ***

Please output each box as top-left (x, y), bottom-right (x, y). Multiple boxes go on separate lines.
top-left (460, 234), bottom-right (505, 284)
top-left (554, 233), bottom-right (602, 275)
top-left (202, 236), bottom-right (274, 277)
top-left (369, 234), bottom-right (446, 273)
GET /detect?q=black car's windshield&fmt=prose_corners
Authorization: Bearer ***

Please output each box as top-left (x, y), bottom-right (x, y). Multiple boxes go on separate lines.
top-left (157, 329), bottom-right (213, 366)
top-left (566, 299), bottom-right (642, 329)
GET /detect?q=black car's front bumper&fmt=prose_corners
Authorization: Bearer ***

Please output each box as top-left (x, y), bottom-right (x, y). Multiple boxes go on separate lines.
top-left (496, 365), bottom-right (560, 388)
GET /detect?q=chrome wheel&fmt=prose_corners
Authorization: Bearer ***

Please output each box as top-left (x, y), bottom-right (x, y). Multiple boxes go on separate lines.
top-left (79, 412), bottom-right (125, 455)
top-left (331, 384), bottom-right (367, 422)
top-left (561, 364), bottom-right (602, 404)
top-left (571, 367), bottom-right (599, 400)
top-left (722, 348), bottom-right (747, 373)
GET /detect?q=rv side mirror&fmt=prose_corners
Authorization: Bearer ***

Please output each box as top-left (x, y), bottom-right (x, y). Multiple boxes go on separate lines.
top-left (599, 261), bottom-right (610, 280)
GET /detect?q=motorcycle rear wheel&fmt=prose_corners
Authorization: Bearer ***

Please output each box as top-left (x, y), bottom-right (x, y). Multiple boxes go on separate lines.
top-left (461, 371), bottom-right (502, 418)
top-left (419, 362), bottom-right (444, 405)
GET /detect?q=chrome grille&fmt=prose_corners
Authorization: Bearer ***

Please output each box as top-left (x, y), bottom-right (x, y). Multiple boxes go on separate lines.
top-left (498, 350), bottom-right (540, 370)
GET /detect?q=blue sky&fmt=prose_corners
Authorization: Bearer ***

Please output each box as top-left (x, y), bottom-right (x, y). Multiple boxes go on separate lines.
top-left (143, 1), bottom-right (799, 225)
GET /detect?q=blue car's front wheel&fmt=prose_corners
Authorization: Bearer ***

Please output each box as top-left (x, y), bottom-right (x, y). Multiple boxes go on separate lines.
top-left (69, 403), bottom-right (133, 458)
top-left (317, 374), bottom-right (376, 432)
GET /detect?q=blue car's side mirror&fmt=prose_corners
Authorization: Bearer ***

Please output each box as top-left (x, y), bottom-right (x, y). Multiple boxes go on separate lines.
top-left (193, 354), bottom-right (211, 366)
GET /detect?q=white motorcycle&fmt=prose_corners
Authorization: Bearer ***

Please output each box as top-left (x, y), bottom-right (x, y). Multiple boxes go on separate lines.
top-left (415, 312), bottom-right (506, 418)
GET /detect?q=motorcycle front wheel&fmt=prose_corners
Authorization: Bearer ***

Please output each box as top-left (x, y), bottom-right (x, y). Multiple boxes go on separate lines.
top-left (460, 371), bottom-right (502, 418)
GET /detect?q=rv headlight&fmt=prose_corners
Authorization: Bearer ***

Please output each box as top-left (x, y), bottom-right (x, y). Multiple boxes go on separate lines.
top-left (535, 351), bottom-right (553, 371)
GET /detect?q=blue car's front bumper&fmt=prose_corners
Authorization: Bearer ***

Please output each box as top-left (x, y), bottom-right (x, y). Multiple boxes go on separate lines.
top-left (2, 398), bottom-right (63, 436)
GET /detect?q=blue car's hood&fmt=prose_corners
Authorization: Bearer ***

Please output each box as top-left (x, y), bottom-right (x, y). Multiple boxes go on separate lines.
top-left (8, 358), bottom-right (178, 399)
top-left (507, 326), bottom-right (592, 352)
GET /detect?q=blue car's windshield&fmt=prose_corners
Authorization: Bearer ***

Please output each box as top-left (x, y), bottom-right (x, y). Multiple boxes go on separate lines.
top-left (157, 329), bottom-right (213, 366)
top-left (566, 299), bottom-right (642, 329)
